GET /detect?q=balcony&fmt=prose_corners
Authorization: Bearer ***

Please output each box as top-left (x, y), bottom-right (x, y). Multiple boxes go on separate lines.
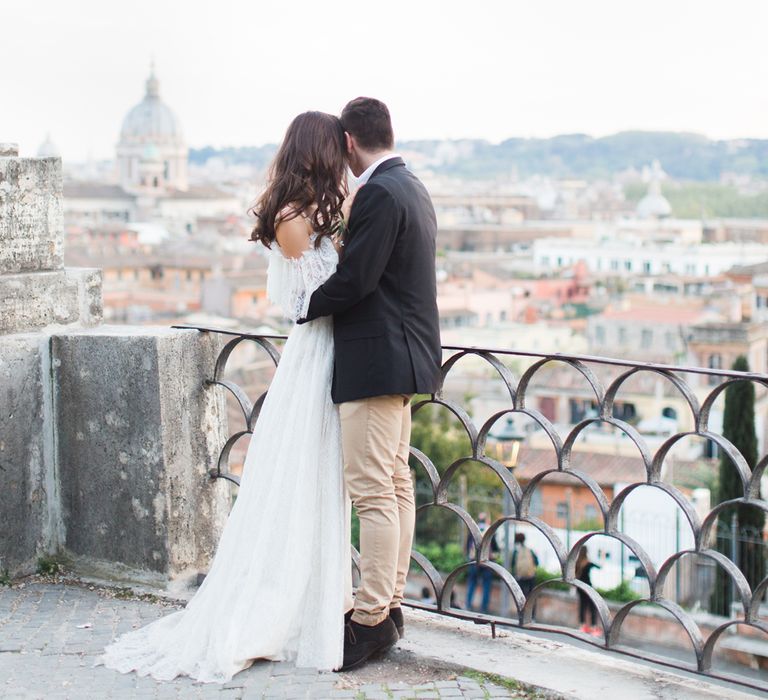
top-left (162, 323), bottom-right (768, 694)
top-left (1, 148), bottom-right (765, 697)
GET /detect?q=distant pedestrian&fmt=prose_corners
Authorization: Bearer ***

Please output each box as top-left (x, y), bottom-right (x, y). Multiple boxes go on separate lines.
top-left (575, 546), bottom-right (601, 637)
top-left (465, 512), bottom-right (500, 613)
top-left (511, 532), bottom-right (538, 598)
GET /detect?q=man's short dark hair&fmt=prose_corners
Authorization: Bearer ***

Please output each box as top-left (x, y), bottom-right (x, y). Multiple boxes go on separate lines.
top-left (341, 97), bottom-right (394, 152)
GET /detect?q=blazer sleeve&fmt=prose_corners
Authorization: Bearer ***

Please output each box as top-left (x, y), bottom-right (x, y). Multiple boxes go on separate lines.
top-left (301, 183), bottom-right (399, 321)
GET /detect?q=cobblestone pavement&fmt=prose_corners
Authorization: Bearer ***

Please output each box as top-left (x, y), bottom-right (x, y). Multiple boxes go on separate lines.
top-left (0, 582), bottom-right (537, 699)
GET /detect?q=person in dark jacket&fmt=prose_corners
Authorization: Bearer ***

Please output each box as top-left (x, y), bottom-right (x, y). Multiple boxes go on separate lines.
top-left (300, 97), bottom-right (442, 670)
top-left (575, 546), bottom-right (601, 636)
top-left (465, 512), bottom-right (500, 613)
top-left (511, 532), bottom-right (539, 598)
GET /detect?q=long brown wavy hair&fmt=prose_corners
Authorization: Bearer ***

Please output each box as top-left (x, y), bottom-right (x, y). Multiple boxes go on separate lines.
top-left (250, 111), bottom-right (348, 249)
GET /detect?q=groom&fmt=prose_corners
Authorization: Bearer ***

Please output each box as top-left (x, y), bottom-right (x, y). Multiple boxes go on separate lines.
top-left (299, 97), bottom-right (442, 670)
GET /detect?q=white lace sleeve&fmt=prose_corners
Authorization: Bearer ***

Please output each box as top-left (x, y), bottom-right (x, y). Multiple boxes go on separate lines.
top-left (266, 236), bottom-right (338, 321)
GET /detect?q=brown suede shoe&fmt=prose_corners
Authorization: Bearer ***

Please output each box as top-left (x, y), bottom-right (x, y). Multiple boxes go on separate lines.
top-left (340, 617), bottom-right (398, 672)
top-left (389, 606), bottom-right (404, 639)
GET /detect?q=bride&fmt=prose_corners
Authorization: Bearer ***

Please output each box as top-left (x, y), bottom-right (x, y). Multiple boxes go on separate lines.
top-left (98, 111), bottom-right (351, 682)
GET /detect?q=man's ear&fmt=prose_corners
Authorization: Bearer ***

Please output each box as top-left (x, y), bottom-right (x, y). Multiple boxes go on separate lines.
top-left (345, 132), bottom-right (354, 155)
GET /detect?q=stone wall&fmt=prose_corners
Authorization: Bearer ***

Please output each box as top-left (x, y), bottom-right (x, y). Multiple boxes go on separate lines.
top-left (53, 327), bottom-right (230, 586)
top-left (0, 333), bottom-right (60, 575)
top-left (0, 144), bottom-right (230, 588)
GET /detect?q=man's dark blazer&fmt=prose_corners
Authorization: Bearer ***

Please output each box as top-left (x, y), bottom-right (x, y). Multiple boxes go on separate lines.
top-left (302, 157), bottom-right (442, 404)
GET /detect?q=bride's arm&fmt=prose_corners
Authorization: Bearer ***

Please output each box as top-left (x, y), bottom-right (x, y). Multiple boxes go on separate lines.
top-left (275, 214), bottom-right (312, 259)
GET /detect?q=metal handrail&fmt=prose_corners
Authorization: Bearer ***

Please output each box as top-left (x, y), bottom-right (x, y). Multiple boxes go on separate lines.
top-left (173, 322), bottom-right (768, 692)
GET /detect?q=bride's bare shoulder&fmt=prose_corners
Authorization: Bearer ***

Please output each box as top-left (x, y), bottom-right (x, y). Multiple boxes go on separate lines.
top-left (275, 206), bottom-right (312, 259)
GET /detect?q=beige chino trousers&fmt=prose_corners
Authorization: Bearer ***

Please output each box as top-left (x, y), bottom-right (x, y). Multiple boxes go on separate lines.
top-left (340, 394), bottom-right (415, 626)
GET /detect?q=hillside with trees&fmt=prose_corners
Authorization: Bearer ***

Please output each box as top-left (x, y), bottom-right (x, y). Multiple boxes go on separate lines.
top-left (191, 132), bottom-right (768, 182)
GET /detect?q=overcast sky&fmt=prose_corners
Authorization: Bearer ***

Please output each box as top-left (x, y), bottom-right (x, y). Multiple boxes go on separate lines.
top-left (3, 0), bottom-right (767, 161)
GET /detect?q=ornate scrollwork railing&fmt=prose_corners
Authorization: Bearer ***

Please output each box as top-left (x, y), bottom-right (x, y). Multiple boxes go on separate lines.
top-left (173, 324), bottom-right (768, 691)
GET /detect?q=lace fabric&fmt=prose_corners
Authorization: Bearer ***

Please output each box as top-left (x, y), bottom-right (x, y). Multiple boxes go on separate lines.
top-left (97, 236), bottom-right (346, 682)
top-left (266, 234), bottom-right (339, 321)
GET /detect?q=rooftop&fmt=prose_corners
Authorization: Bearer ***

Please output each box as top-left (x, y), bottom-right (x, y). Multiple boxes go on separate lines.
top-left (514, 447), bottom-right (647, 486)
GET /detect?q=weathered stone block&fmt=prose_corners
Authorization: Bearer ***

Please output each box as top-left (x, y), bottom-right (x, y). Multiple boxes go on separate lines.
top-left (0, 156), bottom-right (64, 274)
top-left (0, 267), bottom-right (102, 334)
top-left (53, 327), bottom-right (230, 585)
top-left (0, 334), bottom-right (61, 576)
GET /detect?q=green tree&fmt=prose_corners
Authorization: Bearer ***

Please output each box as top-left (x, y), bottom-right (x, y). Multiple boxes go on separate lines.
top-left (408, 397), bottom-right (509, 557)
top-left (710, 356), bottom-right (766, 616)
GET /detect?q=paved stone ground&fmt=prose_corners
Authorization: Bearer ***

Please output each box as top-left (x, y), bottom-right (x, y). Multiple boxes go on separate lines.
top-left (0, 581), bottom-right (541, 699)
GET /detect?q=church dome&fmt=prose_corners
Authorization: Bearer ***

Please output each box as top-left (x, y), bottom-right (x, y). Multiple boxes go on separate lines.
top-left (120, 67), bottom-right (183, 144)
top-left (637, 160), bottom-right (671, 219)
top-left (37, 133), bottom-right (60, 158)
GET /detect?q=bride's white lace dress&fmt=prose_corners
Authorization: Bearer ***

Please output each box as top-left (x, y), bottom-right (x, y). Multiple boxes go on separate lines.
top-left (97, 234), bottom-right (346, 682)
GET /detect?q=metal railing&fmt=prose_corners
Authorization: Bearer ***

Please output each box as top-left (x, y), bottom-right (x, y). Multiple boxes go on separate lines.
top-left (173, 323), bottom-right (768, 691)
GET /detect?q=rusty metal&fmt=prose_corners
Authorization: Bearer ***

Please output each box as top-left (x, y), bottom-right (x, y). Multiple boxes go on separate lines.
top-left (172, 323), bottom-right (768, 691)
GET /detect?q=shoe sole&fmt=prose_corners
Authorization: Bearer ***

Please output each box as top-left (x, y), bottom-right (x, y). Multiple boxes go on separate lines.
top-left (339, 628), bottom-right (399, 672)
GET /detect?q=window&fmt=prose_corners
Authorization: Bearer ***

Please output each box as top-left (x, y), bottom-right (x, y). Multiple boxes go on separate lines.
top-left (624, 260), bottom-right (632, 271)
top-left (595, 325), bottom-right (606, 344)
top-left (610, 259), bottom-right (619, 271)
top-left (641, 329), bottom-right (652, 348)
top-left (530, 490), bottom-right (543, 517)
top-left (618, 327), bottom-right (627, 344)
top-left (556, 502), bottom-right (569, 520)
top-left (613, 402), bottom-right (637, 420)
top-left (708, 353), bottom-right (722, 386)
top-left (584, 504), bottom-right (597, 521)
top-left (186, 270), bottom-right (192, 281)
top-left (665, 331), bottom-right (675, 349)
top-left (643, 261), bottom-right (652, 274)
top-left (557, 257), bottom-right (563, 267)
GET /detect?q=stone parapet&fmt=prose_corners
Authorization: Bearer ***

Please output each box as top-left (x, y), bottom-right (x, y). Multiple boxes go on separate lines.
top-left (52, 326), bottom-right (231, 586)
top-left (0, 146), bottom-right (230, 586)
top-left (0, 156), bottom-right (64, 275)
top-left (0, 267), bottom-right (102, 334)
top-left (0, 334), bottom-right (62, 576)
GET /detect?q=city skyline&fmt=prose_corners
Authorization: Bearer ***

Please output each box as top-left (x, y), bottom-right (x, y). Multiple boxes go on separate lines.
top-left (3, 0), bottom-right (768, 162)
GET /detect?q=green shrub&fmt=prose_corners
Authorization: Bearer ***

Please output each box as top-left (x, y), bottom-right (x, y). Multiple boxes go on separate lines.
top-left (534, 567), bottom-right (569, 591)
top-left (596, 580), bottom-right (640, 603)
top-left (414, 541), bottom-right (467, 575)
top-left (36, 556), bottom-right (63, 576)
